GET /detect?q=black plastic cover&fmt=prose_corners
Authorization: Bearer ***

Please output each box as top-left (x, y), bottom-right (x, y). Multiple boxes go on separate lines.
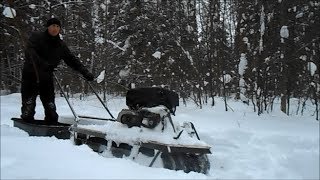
top-left (126, 87), bottom-right (179, 115)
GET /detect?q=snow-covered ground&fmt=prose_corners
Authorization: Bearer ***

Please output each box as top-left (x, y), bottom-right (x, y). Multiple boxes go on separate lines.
top-left (1, 93), bottom-right (319, 179)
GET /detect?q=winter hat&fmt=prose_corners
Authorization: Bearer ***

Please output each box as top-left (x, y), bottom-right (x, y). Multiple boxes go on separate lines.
top-left (46, 18), bottom-right (61, 27)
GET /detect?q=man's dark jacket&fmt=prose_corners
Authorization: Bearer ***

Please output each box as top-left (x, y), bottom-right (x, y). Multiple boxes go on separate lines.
top-left (23, 30), bottom-right (91, 79)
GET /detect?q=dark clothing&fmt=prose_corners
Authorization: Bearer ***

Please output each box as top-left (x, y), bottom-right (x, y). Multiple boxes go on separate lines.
top-left (23, 30), bottom-right (91, 78)
top-left (46, 18), bottom-right (61, 27)
top-left (21, 69), bottom-right (57, 123)
top-left (21, 30), bottom-right (93, 124)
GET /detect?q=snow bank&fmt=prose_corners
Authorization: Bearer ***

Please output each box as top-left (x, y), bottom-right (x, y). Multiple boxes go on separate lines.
top-left (1, 94), bottom-right (319, 179)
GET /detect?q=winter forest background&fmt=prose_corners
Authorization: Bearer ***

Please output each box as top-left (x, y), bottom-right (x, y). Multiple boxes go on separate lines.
top-left (1, 0), bottom-right (319, 120)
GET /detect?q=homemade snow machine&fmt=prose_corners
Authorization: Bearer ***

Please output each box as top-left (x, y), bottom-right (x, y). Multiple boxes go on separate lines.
top-left (12, 74), bottom-right (211, 174)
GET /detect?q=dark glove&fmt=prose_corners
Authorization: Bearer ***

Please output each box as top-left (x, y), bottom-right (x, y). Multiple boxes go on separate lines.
top-left (82, 71), bottom-right (95, 81)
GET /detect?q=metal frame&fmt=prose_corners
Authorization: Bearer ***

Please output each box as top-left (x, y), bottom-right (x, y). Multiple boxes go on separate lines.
top-left (53, 72), bottom-right (115, 123)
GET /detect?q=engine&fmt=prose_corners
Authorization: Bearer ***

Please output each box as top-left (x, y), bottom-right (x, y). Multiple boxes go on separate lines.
top-left (117, 108), bottom-right (161, 129)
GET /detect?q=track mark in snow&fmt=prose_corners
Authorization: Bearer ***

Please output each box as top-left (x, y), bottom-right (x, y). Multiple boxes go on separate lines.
top-left (1, 157), bottom-right (17, 169)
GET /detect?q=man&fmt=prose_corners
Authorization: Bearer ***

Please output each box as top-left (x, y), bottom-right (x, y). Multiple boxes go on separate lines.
top-left (21, 17), bottom-right (95, 125)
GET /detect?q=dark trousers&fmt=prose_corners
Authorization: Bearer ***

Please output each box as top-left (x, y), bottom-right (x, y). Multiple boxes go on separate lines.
top-left (20, 68), bottom-right (58, 123)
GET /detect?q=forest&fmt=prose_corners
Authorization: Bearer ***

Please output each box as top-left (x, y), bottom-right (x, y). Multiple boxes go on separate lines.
top-left (1, 0), bottom-right (319, 119)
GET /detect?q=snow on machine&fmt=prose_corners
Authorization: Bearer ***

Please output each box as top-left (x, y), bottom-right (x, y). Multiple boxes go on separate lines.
top-left (70, 87), bottom-right (211, 174)
top-left (12, 74), bottom-right (211, 174)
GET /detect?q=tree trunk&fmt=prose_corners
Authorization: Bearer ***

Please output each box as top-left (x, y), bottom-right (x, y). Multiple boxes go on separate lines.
top-left (281, 95), bottom-right (287, 114)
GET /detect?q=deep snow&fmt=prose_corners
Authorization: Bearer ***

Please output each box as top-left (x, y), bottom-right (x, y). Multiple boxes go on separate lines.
top-left (1, 93), bottom-right (319, 179)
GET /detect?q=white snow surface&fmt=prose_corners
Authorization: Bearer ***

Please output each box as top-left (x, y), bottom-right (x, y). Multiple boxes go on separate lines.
top-left (239, 53), bottom-right (247, 76)
top-left (1, 93), bottom-right (319, 179)
top-left (96, 70), bottom-right (105, 83)
top-left (2, 7), bottom-right (16, 18)
top-left (152, 51), bottom-right (161, 59)
top-left (308, 62), bottom-right (317, 76)
top-left (280, 26), bottom-right (289, 38)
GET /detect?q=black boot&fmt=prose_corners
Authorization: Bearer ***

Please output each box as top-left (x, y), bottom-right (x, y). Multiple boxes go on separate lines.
top-left (21, 98), bottom-right (36, 122)
top-left (44, 102), bottom-right (59, 125)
